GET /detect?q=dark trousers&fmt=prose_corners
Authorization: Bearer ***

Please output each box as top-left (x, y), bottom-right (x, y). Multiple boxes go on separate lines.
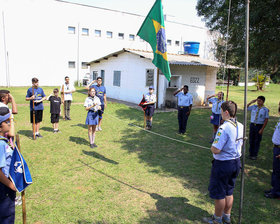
top-left (64, 100), bottom-right (71, 119)
top-left (249, 123), bottom-right (263, 157)
top-left (0, 182), bottom-right (16, 224)
top-left (271, 146), bottom-right (280, 196)
top-left (178, 106), bottom-right (189, 134)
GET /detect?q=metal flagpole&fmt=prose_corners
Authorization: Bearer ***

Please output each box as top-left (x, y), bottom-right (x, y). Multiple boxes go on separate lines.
top-left (2, 11), bottom-right (10, 87)
top-left (238, 0), bottom-right (250, 223)
top-left (77, 22), bottom-right (80, 86)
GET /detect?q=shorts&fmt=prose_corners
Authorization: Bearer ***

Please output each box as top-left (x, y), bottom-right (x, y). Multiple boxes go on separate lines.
top-left (145, 105), bottom-right (155, 117)
top-left (208, 158), bottom-right (241, 199)
top-left (30, 110), bottom-right (43, 123)
top-left (210, 113), bottom-right (222, 126)
top-left (98, 105), bottom-right (105, 119)
top-left (51, 114), bottom-right (60, 123)
top-left (0, 182), bottom-right (16, 223)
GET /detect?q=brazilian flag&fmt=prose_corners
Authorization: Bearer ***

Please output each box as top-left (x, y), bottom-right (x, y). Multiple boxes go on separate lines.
top-left (137, 0), bottom-right (171, 81)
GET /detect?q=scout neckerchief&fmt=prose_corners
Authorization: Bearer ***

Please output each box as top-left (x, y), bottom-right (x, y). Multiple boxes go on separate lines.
top-left (0, 136), bottom-right (13, 149)
top-left (254, 105), bottom-right (263, 122)
top-left (216, 98), bottom-right (222, 112)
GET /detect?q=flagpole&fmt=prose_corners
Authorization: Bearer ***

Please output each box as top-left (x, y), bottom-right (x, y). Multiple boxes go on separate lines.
top-left (156, 68), bottom-right (159, 109)
top-left (16, 134), bottom-right (27, 224)
top-left (238, 0), bottom-right (250, 223)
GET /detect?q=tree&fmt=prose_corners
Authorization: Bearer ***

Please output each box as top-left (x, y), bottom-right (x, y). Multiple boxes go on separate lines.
top-left (196, 0), bottom-right (280, 81)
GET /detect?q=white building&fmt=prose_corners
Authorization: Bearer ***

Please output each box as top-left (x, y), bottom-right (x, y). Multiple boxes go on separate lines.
top-left (88, 48), bottom-right (221, 107)
top-left (0, 0), bottom-right (215, 87)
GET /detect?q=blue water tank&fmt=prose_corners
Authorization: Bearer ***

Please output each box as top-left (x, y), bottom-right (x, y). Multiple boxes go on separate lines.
top-left (183, 42), bottom-right (200, 55)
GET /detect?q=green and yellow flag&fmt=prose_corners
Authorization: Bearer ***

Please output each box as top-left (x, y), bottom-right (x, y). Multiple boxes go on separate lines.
top-left (137, 0), bottom-right (171, 81)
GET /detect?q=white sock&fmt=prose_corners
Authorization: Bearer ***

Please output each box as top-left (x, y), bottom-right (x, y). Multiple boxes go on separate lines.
top-left (92, 134), bottom-right (95, 144)
top-left (88, 133), bottom-right (93, 144)
top-left (35, 132), bottom-right (39, 135)
top-left (223, 213), bottom-right (230, 219)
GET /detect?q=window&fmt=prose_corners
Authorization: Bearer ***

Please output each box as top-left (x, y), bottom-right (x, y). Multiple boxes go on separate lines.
top-left (68, 61), bottom-right (75, 68)
top-left (82, 62), bottom-right (88, 69)
top-left (92, 71), bottom-right (98, 81)
top-left (129, 34), bottom-right (135, 41)
top-left (95, 30), bottom-right (101, 37)
top-left (82, 28), bottom-right (89, 36)
top-left (167, 39), bottom-right (171, 45)
top-left (101, 70), bottom-right (105, 86)
top-left (113, 71), bottom-right (121, 87)
top-left (68, 26), bottom-right (75, 34)
top-left (118, 33), bottom-right (124, 39)
top-left (175, 41), bottom-right (180, 46)
top-left (106, 31), bottom-right (113, 38)
top-left (146, 69), bottom-right (154, 86)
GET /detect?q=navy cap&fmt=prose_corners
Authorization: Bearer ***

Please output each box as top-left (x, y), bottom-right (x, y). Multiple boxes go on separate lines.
top-left (149, 85), bottom-right (154, 89)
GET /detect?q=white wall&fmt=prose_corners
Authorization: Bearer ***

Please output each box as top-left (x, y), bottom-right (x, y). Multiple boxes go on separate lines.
top-left (0, 0), bottom-right (215, 86)
top-left (89, 53), bottom-right (157, 105)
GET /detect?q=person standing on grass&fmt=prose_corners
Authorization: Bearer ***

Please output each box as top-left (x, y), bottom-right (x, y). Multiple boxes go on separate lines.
top-left (173, 85), bottom-right (193, 134)
top-left (86, 77), bottom-right (107, 131)
top-left (84, 87), bottom-right (101, 148)
top-left (247, 96), bottom-right (269, 160)
top-left (143, 86), bottom-right (156, 130)
top-left (203, 101), bottom-right (243, 224)
top-left (0, 90), bottom-right (17, 115)
top-left (47, 88), bottom-right (62, 133)
top-left (0, 107), bottom-right (16, 224)
top-left (206, 92), bottom-right (225, 143)
top-left (26, 77), bottom-right (46, 139)
top-left (60, 76), bottom-right (75, 120)
top-left (264, 101), bottom-right (280, 199)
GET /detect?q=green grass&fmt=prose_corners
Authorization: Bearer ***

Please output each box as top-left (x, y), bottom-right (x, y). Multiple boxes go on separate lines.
top-left (4, 84), bottom-right (280, 223)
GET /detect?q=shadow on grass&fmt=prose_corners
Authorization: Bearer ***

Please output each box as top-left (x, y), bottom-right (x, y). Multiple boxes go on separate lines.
top-left (79, 160), bottom-right (206, 223)
top-left (82, 150), bottom-right (118, 165)
top-left (112, 106), bottom-right (280, 223)
top-left (71, 123), bottom-right (87, 129)
top-left (41, 127), bottom-right (53, 132)
top-left (17, 130), bottom-right (33, 139)
top-left (69, 136), bottom-right (89, 146)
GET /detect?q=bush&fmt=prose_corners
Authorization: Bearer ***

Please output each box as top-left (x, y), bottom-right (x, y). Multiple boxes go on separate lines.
top-left (251, 74), bottom-right (267, 90)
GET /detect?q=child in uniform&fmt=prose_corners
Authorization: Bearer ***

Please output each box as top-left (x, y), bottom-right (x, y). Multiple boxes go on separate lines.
top-left (47, 88), bottom-right (62, 133)
top-left (247, 96), bottom-right (269, 160)
top-left (0, 107), bottom-right (17, 224)
top-left (203, 101), bottom-right (243, 224)
top-left (143, 86), bottom-right (156, 130)
top-left (207, 92), bottom-right (224, 142)
top-left (84, 88), bottom-right (101, 148)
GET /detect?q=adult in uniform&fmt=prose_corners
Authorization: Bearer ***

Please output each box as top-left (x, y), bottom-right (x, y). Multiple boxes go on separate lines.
top-left (207, 92), bottom-right (224, 142)
top-left (247, 96), bottom-right (269, 160)
top-left (173, 85), bottom-right (193, 134)
top-left (264, 101), bottom-right (280, 199)
top-left (203, 101), bottom-right (243, 224)
top-left (143, 86), bottom-right (156, 130)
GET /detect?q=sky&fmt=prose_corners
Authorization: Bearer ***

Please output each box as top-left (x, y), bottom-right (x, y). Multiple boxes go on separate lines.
top-left (64, 0), bottom-right (206, 28)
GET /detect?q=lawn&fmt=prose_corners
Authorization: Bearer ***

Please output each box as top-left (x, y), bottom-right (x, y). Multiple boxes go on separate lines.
top-left (3, 84), bottom-right (280, 223)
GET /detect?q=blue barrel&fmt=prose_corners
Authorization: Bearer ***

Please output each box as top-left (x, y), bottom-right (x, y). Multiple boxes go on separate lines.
top-left (183, 42), bottom-right (200, 55)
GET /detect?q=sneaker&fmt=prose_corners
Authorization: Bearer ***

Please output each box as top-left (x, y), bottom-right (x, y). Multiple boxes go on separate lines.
top-left (249, 156), bottom-right (257, 160)
top-left (264, 189), bottom-right (272, 194)
top-left (36, 133), bottom-right (43, 138)
top-left (90, 144), bottom-right (94, 148)
top-left (56, 130), bottom-right (61, 133)
top-left (202, 216), bottom-right (223, 224)
top-left (92, 143), bottom-right (98, 148)
top-left (95, 127), bottom-right (99, 131)
top-left (264, 192), bottom-right (280, 199)
top-left (53, 130), bottom-right (57, 133)
top-left (222, 215), bottom-right (231, 224)
top-left (98, 126), bottom-right (102, 131)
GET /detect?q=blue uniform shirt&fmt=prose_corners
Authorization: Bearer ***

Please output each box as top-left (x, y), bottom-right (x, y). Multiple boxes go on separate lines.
top-left (175, 92), bottom-right (193, 107)
top-left (0, 136), bottom-right (13, 178)
top-left (26, 87), bottom-right (46, 111)
top-left (212, 120), bottom-right (244, 161)
top-left (248, 105), bottom-right (269, 124)
top-left (90, 85), bottom-right (106, 105)
top-left (272, 119), bottom-right (280, 145)
top-left (208, 97), bottom-right (224, 114)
